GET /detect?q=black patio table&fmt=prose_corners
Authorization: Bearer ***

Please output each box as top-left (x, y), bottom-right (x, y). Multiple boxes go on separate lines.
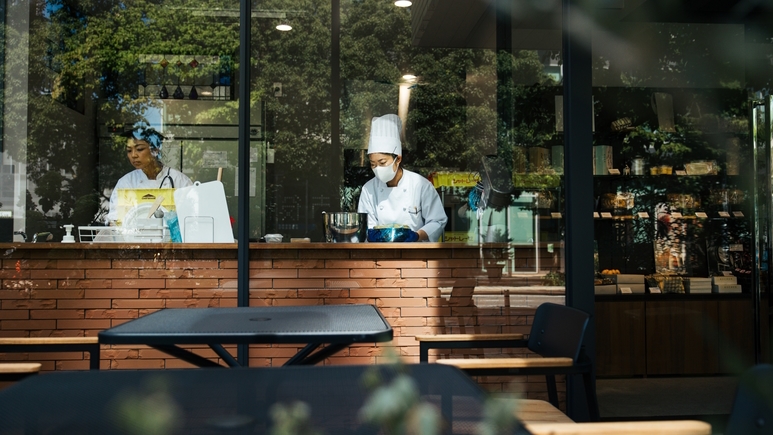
top-left (98, 304), bottom-right (393, 368)
top-left (0, 364), bottom-right (532, 434)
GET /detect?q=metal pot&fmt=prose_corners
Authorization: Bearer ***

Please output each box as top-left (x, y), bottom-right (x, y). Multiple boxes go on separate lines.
top-left (322, 212), bottom-right (367, 243)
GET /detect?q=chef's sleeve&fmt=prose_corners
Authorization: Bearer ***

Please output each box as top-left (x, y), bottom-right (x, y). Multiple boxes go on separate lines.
top-left (357, 182), bottom-right (379, 229)
top-left (418, 181), bottom-right (448, 242)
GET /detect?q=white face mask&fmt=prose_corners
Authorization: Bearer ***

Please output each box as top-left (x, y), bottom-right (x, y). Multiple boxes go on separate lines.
top-left (373, 159), bottom-right (397, 183)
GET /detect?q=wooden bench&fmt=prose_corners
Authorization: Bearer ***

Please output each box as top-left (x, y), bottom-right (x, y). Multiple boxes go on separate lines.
top-left (0, 363), bottom-right (42, 382)
top-left (415, 333), bottom-right (526, 363)
top-left (0, 337), bottom-right (100, 370)
top-left (515, 399), bottom-right (574, 424)
top-left (525, 420), bottom-right (712, 435)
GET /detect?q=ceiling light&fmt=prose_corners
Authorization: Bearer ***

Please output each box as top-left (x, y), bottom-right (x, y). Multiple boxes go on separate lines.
top-left (276, 24), bottom-right (292, 31)
top-left (394, 1), bottom-right (412, 7)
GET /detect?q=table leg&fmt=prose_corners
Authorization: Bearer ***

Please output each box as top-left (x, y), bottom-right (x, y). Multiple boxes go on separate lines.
top-left (210, 344), bottom-right (241, 367)
top-left (151, 345), bottom-right (224, 368)
top-left (283, 343), bottom-right (321, 366)
top-left (296, 343), bottom-right (347, 366)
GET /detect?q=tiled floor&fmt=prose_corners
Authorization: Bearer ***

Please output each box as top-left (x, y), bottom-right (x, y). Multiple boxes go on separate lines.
top-left (597, 376), bottom-right (738, 434)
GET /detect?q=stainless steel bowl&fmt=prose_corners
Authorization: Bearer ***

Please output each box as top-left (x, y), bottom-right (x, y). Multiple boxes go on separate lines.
top-left (322, 212), bottom-right (367, 243)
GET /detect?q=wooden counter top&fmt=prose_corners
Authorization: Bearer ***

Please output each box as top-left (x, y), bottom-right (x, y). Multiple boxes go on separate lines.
top-left (0, 242), bottom-right (512, 250)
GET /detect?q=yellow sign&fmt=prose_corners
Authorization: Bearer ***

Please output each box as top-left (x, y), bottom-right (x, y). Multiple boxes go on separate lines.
top-left (116, 188), bottom-right (176, 224)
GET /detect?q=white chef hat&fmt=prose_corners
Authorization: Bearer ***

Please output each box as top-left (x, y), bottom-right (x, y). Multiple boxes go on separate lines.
top-left (367, 114), bottom-right (402, 156)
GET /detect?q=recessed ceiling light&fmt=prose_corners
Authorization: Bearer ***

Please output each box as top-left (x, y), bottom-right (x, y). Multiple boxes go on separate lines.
top-left (276, 24), bottom-right (292, 31)
top-left (394, 1), bottom-right (412, 7)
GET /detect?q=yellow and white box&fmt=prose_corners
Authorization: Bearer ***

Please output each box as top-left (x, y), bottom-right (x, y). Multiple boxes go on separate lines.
top-left (116, 188), bottom-right (176, 225)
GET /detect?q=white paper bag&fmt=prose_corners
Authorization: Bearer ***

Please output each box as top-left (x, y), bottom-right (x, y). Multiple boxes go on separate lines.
top-left (173, 181), bottom-right (234, 243)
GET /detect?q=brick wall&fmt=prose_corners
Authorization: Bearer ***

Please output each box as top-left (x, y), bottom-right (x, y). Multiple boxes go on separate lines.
top-left (0, 244), bottom-right (566, 403)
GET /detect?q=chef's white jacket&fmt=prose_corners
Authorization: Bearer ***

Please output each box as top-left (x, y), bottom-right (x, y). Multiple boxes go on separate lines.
top-left (106, 167), bottom-right (193, 223)
top-left (358, 168), bottom-right (448, 242)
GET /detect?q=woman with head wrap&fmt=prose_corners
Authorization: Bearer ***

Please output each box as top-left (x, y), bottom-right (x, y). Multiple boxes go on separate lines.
top-left (357, 114), bottom-right (448, 242)
top-left (106, 125), bottom-right (193, 225)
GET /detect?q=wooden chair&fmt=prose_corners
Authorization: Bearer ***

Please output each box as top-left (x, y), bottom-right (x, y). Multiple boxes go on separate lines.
top-left (0, 363), bottom-right (41, 382)
top-left (416, 302), bottom-right (599, 421)
top-left (0, 337), bottom-right (100, 370)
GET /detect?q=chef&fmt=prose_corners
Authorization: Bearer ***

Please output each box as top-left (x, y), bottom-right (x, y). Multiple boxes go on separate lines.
top-left (106, 124), bottom-right (193, 225)
top-left (358, 114), bottom-right (448, 242)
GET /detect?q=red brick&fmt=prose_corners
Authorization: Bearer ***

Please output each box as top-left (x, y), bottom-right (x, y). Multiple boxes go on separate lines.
top-left (350, 250), bottom-right (400, 259)
top-left (2, 299), bottom-right (56, 309)
top-left (1, 320), bottom-right (57, 330)
top-left (112, 299), bottom-right (165, 309)
top-left (30, 309), bottom-right (84, 319)
top-left (31, 289), bottom-right (86, 299)
top-left (299, 250), bottom-right (349, 259)
top-left (324, 278), bottom-right (376, 288)
top-left (351, 288), bottom-right (400, 298)
top-left (57, 319), bottom-right (112, 329)
top-left (55, 299), bottom-right (108, 309)
top-left (273, 298), bottom-right (323, 306)
top-left (325, 260), bottom-right (376, 269)
top-left (59, 279), bottom-right (113, 289)
top-left (375, 298), bottom-right (427, 308)
top-left (350, 269), bottom-right (401, 278)
top-left (56, 360), bottom-right (92, 371)
top-left (84, 309), bottom-right (139, 319)
top-left (246, 279), bottom-right (272, 288)
top-left (401, 307), bottom-right (450, 317)
top-left (0, 310), bottom-right (29, 320)
top-left (164, 279), bottom-right (220, 289)
top-left (165, 260), bottom-right (220, 269)
top-left (10, 259), bottom-right (55, 269)
top-left (3, 280), bottom-right (56, 291)
top-left (376, 278), bottom-right (427, 288)
top-left (111, 279), bottom-right (166, 289)
top-left (0, 270), bottom-right (31, 279)
top-left (250, 269), bottom-right (298, 279)
top-left (85, 269), bottom-right (139, 279)
top-left (246, 259), bottom-right (272, 268)
top-left (298, 269), bottom-right (350, 278)
top-left (273, 259), bottom-right (325, 269)
top-left (402, 288), bottom-right (442, 297)
top-left (30, 270), bottom-right (85, 279)
top-left (401, 268), bottom-right (452, 278)
top-left (401, 250), bottom-right (452, 259)
top-left (272, 279), bottom-right (325, 289)
top-left (427, 259), bottom-right (480, 268)
top-left (139, 289), bottom-right (193, 298)
top-left (164, 299), bottom-right (209, 308)
top-left (111, 359), bottom-right (165, 369)
top-left (297, 289), bottom-right (349, 298)
top-left (192, 289), bottom-right (234, 298)
top-left (84, 289), bottom-right (138, 299)
top-left (57, 259), bottom-right (111, 269)
top-left (376, 260), bottom-right (427, 269)
top-left (112, 260), bottom-right (167, 269)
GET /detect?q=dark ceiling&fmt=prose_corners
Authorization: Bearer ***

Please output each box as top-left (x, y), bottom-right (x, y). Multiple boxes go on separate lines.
top-left (410, 0), bottom-right (773, 48)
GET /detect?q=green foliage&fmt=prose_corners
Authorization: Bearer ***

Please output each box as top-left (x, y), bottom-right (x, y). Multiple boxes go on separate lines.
top-left (270, 402), bottom-right (320, 435)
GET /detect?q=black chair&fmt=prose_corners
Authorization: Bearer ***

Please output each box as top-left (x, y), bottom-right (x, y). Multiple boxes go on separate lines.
top-left (421, 302), bottom-right (599, 421)
top-left (0, 364), bottom-right (532, 434)
top-left (725, 364), bottom-right (773, 435)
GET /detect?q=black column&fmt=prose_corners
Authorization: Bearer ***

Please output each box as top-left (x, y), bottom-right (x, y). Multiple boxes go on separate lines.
top-left (237, 0), bottom-right (252, 365)
top-left (562, 0), bottom-right (596, 422)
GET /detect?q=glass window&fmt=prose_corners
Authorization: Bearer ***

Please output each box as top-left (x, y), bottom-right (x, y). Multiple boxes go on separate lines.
top-left (3, 0), bottom-right (570, 281)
